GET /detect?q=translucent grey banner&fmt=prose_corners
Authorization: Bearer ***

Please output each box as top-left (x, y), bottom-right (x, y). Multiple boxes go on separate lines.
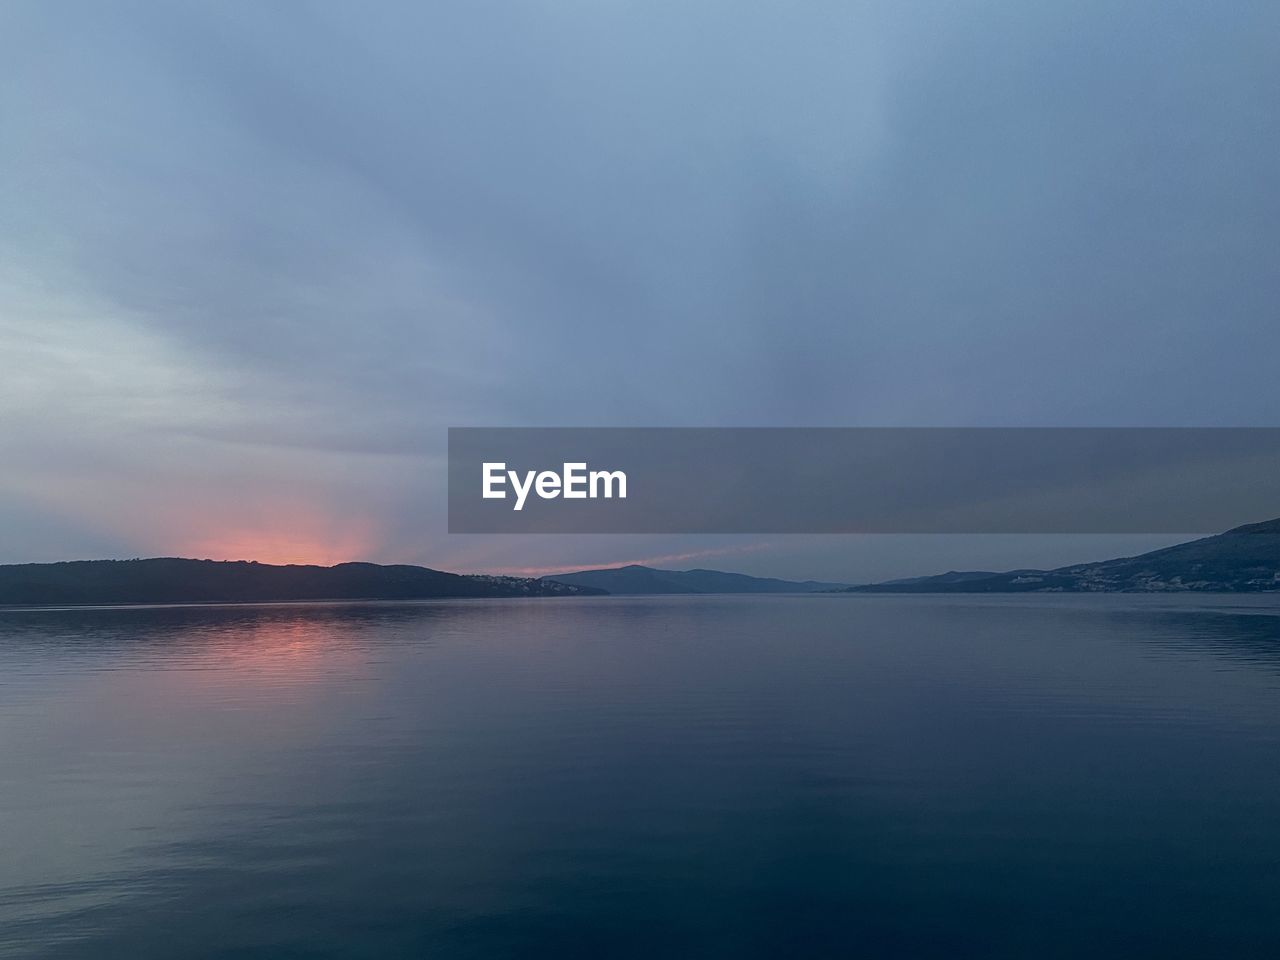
top-left (448, 428), bottom-right (1280, 534)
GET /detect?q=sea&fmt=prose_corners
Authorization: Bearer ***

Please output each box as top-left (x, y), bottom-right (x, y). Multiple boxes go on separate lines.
top-left (2, 594), bottom-right (1278, 958)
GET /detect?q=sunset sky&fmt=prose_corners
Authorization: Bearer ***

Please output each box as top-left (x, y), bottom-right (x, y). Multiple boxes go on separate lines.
top-left (2, 1), bottom-right (1277, 581)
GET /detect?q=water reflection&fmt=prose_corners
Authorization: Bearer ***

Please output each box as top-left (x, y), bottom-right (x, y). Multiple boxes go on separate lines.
top-left (1, 595), bottom-right (1278, 958)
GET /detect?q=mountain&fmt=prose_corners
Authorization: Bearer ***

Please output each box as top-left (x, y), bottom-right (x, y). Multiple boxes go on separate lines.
top-left (846, 518), bottom-right (1280, 593)
top-left (0, 558), bottom-right (604, 606)
top-left (544, 564), bottom-right (850, 595)
top-left (874, 570), bottom-right (1010, 587)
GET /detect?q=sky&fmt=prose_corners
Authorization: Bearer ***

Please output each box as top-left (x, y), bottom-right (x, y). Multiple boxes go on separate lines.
top-left (2, 0), bottom-right (1278, 581)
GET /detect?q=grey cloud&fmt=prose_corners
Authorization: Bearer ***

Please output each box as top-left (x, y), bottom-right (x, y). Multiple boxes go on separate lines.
top-left (1, 0), bottom-right (1277, 572)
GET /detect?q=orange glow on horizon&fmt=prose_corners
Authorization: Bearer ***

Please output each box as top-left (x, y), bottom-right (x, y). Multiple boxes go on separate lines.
top-left (179, 532), bottom-right (364, 567)
top-left (169, 500), bottom-right (380, 567)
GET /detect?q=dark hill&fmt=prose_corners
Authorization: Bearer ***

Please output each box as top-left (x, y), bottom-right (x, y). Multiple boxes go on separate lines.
top-left (544, 564), bottom-right (849, 595)
top-left (0, 558), bottom-right (604, 606)
top-left (846, 518), bottom-right (1280, 593)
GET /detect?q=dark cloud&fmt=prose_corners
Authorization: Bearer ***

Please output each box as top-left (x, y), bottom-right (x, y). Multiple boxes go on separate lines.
top-left (1, 0), bottom-right (1277, 574)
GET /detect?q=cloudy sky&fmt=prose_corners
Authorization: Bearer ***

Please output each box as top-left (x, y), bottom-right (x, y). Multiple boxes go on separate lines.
top-left (2, 0), bottom-right (1277, 580)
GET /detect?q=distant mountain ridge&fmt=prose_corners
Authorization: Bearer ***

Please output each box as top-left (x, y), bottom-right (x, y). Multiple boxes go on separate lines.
top-left (7, 518), bottom-right (1280, 606)
top-left (846, 518), bottom-right (1280, 593)
top-left (543, 564), bottom-right (849, 595)
top-left (0, 558), bottom-right (603, 606)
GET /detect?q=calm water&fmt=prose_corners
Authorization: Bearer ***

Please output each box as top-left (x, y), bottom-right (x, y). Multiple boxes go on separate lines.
top-left (2, 594), bottom-right (1279, 958)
